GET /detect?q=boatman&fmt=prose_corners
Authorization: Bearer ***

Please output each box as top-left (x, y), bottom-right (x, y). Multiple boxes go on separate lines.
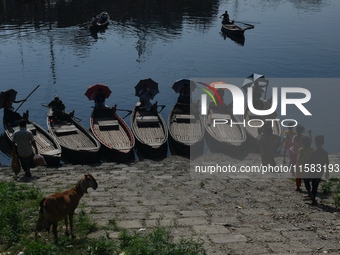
top-left (220, 11), bottom-right (234, 24)
top-left (48, 95), bottom-right (66, 117)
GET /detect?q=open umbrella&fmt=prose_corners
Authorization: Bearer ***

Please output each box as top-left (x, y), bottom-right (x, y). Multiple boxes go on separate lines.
top-left (0, 89), bottom-right (18, 109)
top-left (85, 84), bottom-right (112, 100)
top-left (172, 79), bottom-right (197, 93)
top-left (242, 73), bottom-right (267, 91)
top-left (134, 78), bottom-right (159, 99)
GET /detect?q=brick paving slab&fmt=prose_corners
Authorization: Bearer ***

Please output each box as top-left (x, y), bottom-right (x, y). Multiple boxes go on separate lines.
top-left (117, 220), bottom-right (143, 229)
top-left (193, 225), bottom-right (231, 235)
top-left (1, 153), bottom-right (340, 255)
top-left (209, 234), bottom-right (247, 244)
top-left (226, 242), bottom-right (269, 254)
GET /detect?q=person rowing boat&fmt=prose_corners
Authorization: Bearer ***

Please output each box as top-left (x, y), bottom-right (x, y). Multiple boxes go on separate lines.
top-left (220, 10), bottom-right (234, 25)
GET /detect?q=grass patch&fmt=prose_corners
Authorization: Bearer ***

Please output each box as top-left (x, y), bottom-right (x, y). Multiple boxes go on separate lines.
top-left (0, 181), bottom-right (206, 255)
top-left (118, 218), bottom-right (206, 255)
top-left (321, 178), bottom-right (340, 206)
top-left (0, 182), bottom-right (42, 246)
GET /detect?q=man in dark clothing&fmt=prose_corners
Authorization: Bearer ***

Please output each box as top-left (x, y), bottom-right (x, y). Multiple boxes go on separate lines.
top-left (220, 11), bottom-right (233, 24)
top-left (2, 92), bottom-right (26, 122)
top-left (94, 89), bottom-right (106, 107)
top-left (47, 95), bottom-right (66, 117)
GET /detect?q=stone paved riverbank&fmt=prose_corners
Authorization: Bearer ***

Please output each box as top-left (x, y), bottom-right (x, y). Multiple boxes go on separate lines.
top-left (1, 153), bottom-right (340, 254)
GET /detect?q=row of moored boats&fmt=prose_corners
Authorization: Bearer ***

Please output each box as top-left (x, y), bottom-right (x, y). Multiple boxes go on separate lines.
top-left (3, 77), bottom-right (281, 165)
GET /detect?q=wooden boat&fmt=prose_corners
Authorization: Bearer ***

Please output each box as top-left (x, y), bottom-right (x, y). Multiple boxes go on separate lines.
top-left (3, 119), bottom-right (62, 166)
top-left (47, 111), bottom-right (100, 164)
top-left (203, 105), bottom-right (247, 155)
top-left (243, 107), bottom-right (282, 151)
top-left (167, 103), bottom-right (204, 157)
top-left (90, 107), bottom-right (135, 162)
top-left (130, 106), bottom-right (168, 159)
top-left (89, 12), bottom-right (110, 32)
top-left (221, 21), bottom-right (254, 35)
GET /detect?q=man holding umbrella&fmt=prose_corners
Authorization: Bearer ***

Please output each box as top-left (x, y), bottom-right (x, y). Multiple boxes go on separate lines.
top-left (135, 79), bottom-right (159, 113)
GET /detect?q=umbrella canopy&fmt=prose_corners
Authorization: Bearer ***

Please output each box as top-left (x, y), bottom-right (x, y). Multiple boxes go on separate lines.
top-left (172, 79), bottom-right (197, 93)
top-left (0, 89), bottom-right (18, 109)
top-left (134, 78), bottom-right (159, 99)
top-left (242, 73), bottom-right (267, 92)
top-left (85, 84), bottom-right (112, 100)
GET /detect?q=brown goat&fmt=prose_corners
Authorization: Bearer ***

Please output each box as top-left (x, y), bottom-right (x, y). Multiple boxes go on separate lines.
top-left (35, 173), bottom-right (98, 243)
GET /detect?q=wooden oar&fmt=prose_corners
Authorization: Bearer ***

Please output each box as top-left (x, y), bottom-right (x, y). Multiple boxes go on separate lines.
top-left (78, 21), bottom-right (89, 29)
top-left (157, 105), bottom-right (166, 113)
top-left (15, 84), bottom-right (40, 112)
top-left (116, 108), bottom-right (132, 113)
top-left (234, 21), bottom-right (255, 29)
top-left (121, 111), bottom-right (132, 119)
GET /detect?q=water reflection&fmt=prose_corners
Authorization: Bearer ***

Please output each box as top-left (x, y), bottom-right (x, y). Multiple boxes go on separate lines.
top-left (1, 0), bottom-right (340, 166)
top-left (220, 30), bottom-right (245, 46)
top-left (289, 0), bottom-right (326, 11)
top-left (1, 0), bottom-right (219, 31)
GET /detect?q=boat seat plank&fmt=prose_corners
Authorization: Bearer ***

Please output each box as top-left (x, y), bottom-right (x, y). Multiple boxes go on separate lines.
top-left (175, 114), bottom-right (195, 123)
top-left (42, 149), bottom-right (61, 156)
top-left (98, 120), bottom-right (119, 126)
top-left (136, 116), bottom-right (159, 123)
top-left (211, 113), bottom-right (231, 119)
top-left (54, 125), bottom-right (78, 134)
top-left (12, 123), bottom-right (37, 135)
top-left (97, 120), bottom-right (119, 131)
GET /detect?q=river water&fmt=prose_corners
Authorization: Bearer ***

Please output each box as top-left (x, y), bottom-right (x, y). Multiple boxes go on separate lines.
top-left (1, 0), bottom-right (339, 165)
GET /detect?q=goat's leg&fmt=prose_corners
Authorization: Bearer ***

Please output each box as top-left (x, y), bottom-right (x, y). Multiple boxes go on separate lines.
top-left (35, 213), bottom-right (44, 238)
top-left (69, 213), bottom-right (76, 239)
top-left (64, 216), bottom-right (69, 236)
top-left (52, 222), bottom-right (58, 244)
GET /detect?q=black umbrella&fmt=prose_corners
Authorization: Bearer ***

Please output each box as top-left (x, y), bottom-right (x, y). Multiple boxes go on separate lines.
top-left (134, 78), bottom-right (159, 99)
top-left (0, 89), bottom-right (17, 109)
top-left (172, 79), bottom-right (197, 93)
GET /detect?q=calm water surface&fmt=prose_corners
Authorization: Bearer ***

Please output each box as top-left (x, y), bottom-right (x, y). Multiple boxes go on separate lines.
top-left (1, 0), bottom-right (339, 164)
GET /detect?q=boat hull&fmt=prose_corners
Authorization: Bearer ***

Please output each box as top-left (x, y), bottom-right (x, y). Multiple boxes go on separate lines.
top-left (168, 104), bottom-right (204, 158)
top-left (130, 107), bottom-right (168, 159)
top-left (47, 112), bottom-right (100, 164)
top-left (89, 12), bottom-right (110, 31)
top-left (90, 107), bottom-right (135, 163)
top-left (203, 111), bottom-right (247, 157)
top-left (221, 23), bottom-right (245, 35)
top-left (4, 119), bottom-right (62, 166)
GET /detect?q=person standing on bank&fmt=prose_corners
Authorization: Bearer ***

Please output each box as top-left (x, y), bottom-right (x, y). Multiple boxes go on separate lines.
top-left (12, 119), bottom-right (38, 177)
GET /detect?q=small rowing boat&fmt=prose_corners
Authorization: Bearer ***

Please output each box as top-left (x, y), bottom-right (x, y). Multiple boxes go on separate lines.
top-left (89, 12), bottom-right (110, 31)
top-left (90, 106), bottom-right (135, 162)
top-left (4, 119), bottom-right (62, 166)
top-left (47, 110), bottom-right (100, 164)
top-left (130, 105), bottom-right (168, 159)
top-left (221, 21), bottom-right (254, 35)
top-left (203, 106), bottom-right (247, 156)
top-left (168, 103), bottom-right (204, 157)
